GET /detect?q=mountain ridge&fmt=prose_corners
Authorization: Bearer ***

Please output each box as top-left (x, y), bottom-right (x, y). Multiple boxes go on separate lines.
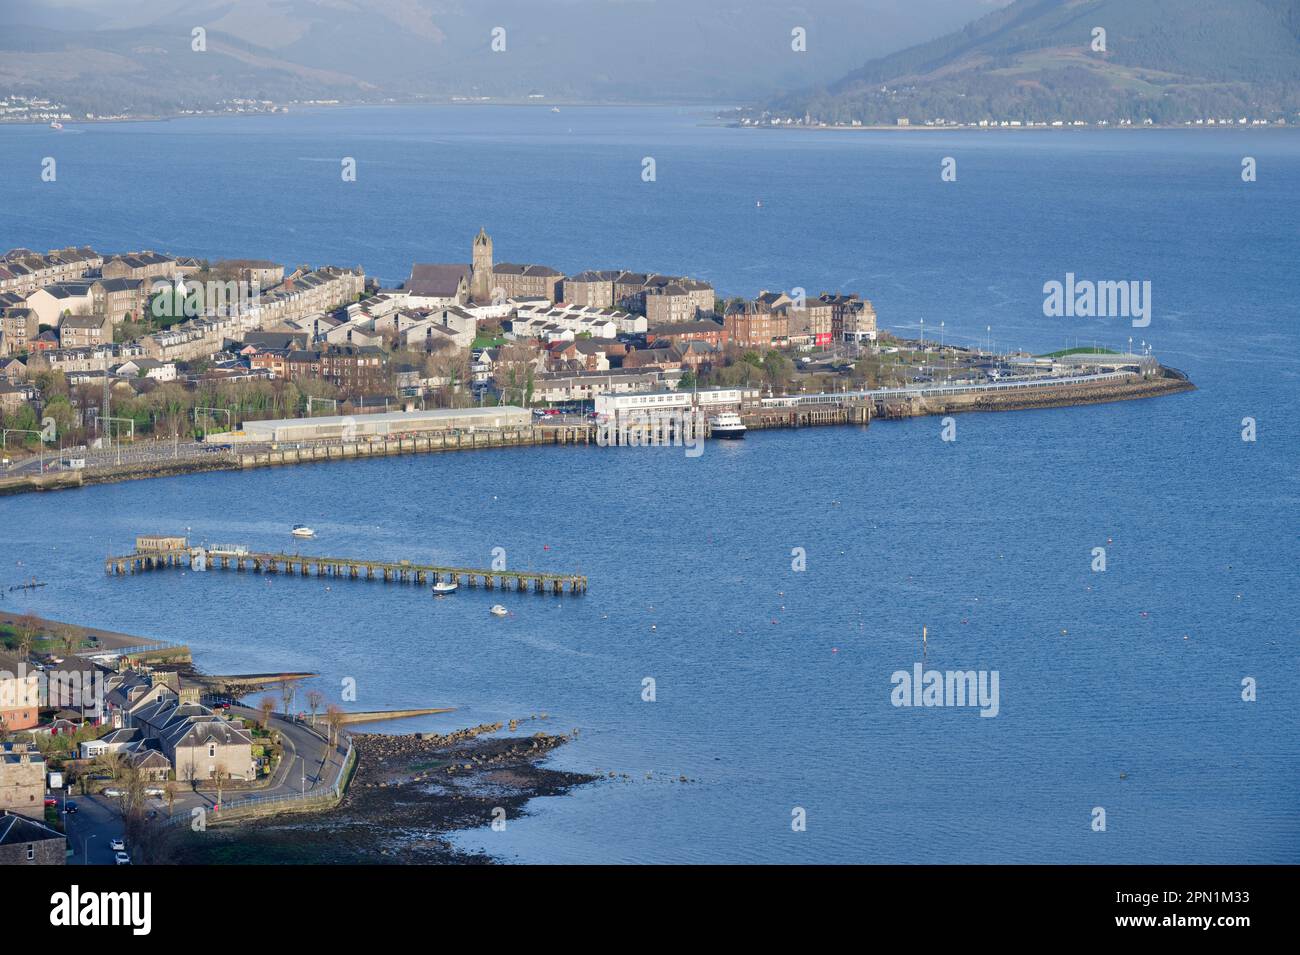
top-left (764, 0), bottom-right (1300, 125)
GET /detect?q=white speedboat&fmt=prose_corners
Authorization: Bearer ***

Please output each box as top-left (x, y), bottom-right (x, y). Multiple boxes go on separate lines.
top-left (50, 121), bottom-right (63, 130)
top-left (489, 605), bottom-right (509, 617)
top-left (708, 412), bottom-right (747, 439)
top-left (291, 524), bottom-right (315, 538)
top-left (432, 581), bottom-right (458, 595)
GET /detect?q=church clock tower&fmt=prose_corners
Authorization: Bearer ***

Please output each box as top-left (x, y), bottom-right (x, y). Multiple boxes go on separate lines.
top-left (470, 226), bottom-right (493, 302)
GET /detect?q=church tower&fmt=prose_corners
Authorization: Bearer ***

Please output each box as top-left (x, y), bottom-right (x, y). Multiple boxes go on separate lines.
top-left (470, 226), bottom-right (493, 302)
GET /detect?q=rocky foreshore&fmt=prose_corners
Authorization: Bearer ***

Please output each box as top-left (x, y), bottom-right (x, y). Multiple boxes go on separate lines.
top-left (170, 722), bottom-right (597, 864)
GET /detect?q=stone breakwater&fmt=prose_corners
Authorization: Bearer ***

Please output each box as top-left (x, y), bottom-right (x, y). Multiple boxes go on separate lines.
top-left (892, 370), bottom-right (1193, 417)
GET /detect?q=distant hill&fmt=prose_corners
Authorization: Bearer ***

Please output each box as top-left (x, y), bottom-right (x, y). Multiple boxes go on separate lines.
top-left (0, 0), bottom-right (995, 116)
top-left (764, 0), bottom-right (1300, 125)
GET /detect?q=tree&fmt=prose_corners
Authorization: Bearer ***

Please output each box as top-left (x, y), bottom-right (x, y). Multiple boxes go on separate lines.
top-left (57, 626), bottom-right (79, 656)
top-left (280, 678), bottom-right (298, 718)
top-left (258, 695), bottom-right (276, 729)
top-left (12, 613), bottom-right (40, 660)
top-left (325, 704), bottom-right (345, 748)
top-left (209, 763), bottom-right (228, 811)
top-left (306, 690), bottom-right (323, 725)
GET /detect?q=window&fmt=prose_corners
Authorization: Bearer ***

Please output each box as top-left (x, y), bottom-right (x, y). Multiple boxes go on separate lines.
top-left (208, 743), bottom-right (216, 758)
top-left (27, 845), bottom-right (35, 861)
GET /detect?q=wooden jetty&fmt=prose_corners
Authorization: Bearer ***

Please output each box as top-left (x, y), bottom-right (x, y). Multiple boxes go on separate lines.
top-left (105, 541), bottom-right (588, 595)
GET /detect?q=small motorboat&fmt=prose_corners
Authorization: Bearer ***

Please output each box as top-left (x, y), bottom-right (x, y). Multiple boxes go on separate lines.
top-left (489, 605), bottom-right (508, 617)
top-left (432, 581), bottom-right (458, 595)
top-left (291, 524), bottom-right (315, 538)
top-left (50, 121), bottom-right (63, 130)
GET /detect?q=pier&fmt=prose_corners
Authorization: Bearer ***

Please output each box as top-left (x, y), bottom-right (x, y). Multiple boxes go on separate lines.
top-left (105, 539), bottom-right (588, 595)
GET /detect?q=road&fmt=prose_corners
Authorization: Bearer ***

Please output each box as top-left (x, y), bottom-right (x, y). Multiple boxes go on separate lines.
top-left (3, 438), bottom-right (222, 476)
top-left (60, 708), bottom-right (349, 864)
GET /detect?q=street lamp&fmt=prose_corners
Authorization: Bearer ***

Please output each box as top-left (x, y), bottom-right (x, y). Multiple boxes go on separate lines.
top-left (2, 429), bottom-right (50, 473)
top-left (83, 833), bottom-right (96, 866)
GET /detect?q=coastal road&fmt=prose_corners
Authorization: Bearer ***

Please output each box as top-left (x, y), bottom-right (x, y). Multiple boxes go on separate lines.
top-left (3, 438), bottom-right (220, 476)
top-left (162, 707), bottom-right (348, 822)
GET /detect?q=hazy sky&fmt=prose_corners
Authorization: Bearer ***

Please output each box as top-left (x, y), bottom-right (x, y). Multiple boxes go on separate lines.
top-left (1, 1), bottom-right (1016, 101)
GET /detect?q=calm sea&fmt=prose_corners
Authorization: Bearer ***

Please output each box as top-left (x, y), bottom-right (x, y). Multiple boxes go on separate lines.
top-left (1, 107), bottom-right (1297, 863)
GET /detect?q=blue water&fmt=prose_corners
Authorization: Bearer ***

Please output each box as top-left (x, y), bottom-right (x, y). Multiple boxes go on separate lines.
top-left (2, 107), bottom-right (1297, 863)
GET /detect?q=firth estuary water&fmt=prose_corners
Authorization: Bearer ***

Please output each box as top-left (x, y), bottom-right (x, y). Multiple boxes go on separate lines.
top-left (1, 107), bottom-right (1297, 863)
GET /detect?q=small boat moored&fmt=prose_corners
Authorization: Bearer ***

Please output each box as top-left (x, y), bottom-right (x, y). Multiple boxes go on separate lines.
top-left (291, 524), bottom-right (315, 538)
top-left (708, 412), bottom-right (747, 439)
top-left (489, 604), bottom-right (509, 616)
top-left (432, 580), bottom-right (458, 595)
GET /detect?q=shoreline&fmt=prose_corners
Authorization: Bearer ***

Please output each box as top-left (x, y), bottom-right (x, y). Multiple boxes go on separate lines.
top-left (0, 370), bottom-right (1194, 497)
top-left (168, 724), bottom-right (598, 864)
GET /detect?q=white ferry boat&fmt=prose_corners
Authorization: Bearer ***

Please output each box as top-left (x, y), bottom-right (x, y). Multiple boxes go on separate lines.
top-left (708, 412), bottom-right (747, 439)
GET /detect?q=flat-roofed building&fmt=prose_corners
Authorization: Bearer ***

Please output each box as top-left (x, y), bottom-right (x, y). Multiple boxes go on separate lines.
top-left (239, 405), bottom-right (532, 443)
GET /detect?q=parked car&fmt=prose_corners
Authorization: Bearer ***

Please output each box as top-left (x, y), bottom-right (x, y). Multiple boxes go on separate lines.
top-left (63, 801), bottom-right (77, 814)
top-left (109, 838), bottom-right (125, 851)
top-left (144, 788), bottom-right (164, 797)
top-left (103, 788), bottom-right (123, 797)
top-left (114, 851), bottom-right (131, 865)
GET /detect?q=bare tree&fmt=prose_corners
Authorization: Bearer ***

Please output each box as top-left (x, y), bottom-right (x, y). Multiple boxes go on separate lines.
top-left (13, 613), bottom-right (40, 660)
top-left (258, 695), bottom-right (276, 729)
top-left (306, 690), bottom-right (323, 725)
top-left (325, 704), bottom-right (344, 748)
top-left (280, 678), bottom-right (298, 718)
top-left (209, 763), bottom-right (228, 811)
top-left (57, 626), bottom-right (79, 656)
